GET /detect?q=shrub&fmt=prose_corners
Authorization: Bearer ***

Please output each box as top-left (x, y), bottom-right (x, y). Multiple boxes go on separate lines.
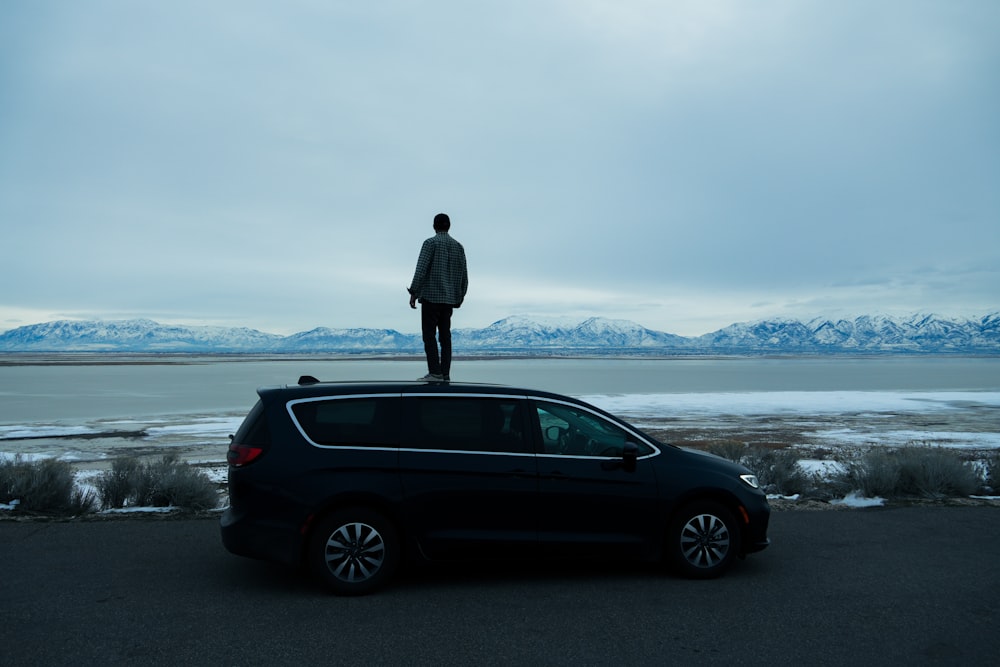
top-left (96, 457), bottom-right (144, 509)
top-left (96, 454), bottom-right (219, 511)
top-left (145, 454), bottom-right (219, 510)
top-left (0, 456), bottom-right (96, 515)
top-left (844, 446), bottom-right (981, 499)
top-left (984, 452), bottom-right (1000, 494)
top-left (894, 446), bottom-right (980, 498)
top-left (703, 442), bottom-right (829, 497)
top-left (705, 440), bottom-right (746, 463)
top-left (741, 446), bottom-right (812, 496)
top-left (844, 448), bottom-right (900, 498)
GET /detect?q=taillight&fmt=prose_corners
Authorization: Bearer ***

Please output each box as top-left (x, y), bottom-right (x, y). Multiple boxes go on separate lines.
top-left (228, 443), bottom-right (264, 466)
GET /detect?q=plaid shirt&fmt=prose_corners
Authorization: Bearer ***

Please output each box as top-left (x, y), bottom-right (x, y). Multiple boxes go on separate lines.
top-left (408, 231), bottom-right (468, 306)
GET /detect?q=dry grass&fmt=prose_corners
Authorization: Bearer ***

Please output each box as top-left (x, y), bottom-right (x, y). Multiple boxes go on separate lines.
top-left (3, 454), bottom-right (220, 515)
top-left (95, 453), bottom-right (220, 511)
top-left (1, 456), bottom-right (97, 515)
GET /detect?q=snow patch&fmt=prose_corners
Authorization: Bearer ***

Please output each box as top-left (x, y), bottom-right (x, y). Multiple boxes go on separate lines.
top-left (831, 492), bottom-right (886, 508)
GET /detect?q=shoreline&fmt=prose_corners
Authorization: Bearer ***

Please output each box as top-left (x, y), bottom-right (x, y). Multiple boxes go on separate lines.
top-left (4, 351), bottom-right (1000, 367)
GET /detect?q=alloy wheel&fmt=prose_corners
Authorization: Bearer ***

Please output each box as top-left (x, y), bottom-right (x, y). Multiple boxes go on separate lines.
top-left (324, 521), bottom-right (386, 583)
top-left (679, 512), bottom-right (731, 569)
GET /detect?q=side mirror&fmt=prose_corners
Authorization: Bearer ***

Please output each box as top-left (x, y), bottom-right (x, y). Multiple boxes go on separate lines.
top-left (622, 441), bottom-right (638, 472)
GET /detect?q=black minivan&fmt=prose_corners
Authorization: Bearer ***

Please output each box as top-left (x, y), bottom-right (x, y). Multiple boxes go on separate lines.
top-left (221, 378), bottom-right (770, 594)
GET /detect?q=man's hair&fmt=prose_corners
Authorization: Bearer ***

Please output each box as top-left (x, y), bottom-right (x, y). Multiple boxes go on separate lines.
top-left (433, 213), bottom-right (451, 231)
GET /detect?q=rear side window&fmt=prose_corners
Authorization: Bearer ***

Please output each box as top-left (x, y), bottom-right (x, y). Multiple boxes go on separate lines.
top-left (290, 396), bottom-right (399, 447)
top-left (403, 397), bottom-right (528, 453)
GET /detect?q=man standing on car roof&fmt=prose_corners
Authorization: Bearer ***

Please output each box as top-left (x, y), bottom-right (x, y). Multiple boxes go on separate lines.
top-left (408, 212), bottom-right (468, 382)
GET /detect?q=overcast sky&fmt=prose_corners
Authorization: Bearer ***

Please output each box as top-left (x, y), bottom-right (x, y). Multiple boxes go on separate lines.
top-left (1, 1), bottom-right (997, 336)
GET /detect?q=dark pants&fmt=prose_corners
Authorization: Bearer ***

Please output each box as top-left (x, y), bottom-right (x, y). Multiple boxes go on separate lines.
top-left (421, 302), bottom-right (454, 377)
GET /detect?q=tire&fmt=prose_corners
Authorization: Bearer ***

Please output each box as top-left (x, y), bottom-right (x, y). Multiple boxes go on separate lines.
top-left (308, 507), bottom-right (400, 595)
top-left (668, 501), bottom-right (741, 579)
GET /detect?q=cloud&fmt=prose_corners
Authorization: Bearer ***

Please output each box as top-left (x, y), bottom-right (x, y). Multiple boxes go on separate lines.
top-left (0, 0), bottom-right (997, 336)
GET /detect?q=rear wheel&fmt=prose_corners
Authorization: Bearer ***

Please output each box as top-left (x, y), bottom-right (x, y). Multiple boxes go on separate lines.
top-left (308, 508), bottom-right (399, 595)
top-left (669, 501), bottom-right (741, 579)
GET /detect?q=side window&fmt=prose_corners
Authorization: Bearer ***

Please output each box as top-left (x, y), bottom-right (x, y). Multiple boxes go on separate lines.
top-left (290, 396), bottom-right (399, 447)
top-left (535, 401), bottom-right (649, 457)
top-left (403, 397), bottom-right (528, 453)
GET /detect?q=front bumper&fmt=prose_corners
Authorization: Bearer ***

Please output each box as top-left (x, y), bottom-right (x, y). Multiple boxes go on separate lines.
top-left (741, 498), bottom-right (771, 555)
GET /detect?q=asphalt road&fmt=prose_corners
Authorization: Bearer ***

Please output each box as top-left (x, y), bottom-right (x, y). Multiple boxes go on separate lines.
top-left (2, 507), bottom-right (999, 667)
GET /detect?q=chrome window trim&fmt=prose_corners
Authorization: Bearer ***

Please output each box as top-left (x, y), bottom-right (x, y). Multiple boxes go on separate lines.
top-left (399, 448), bottom-right (537, 458)
top-left (285, 391), bottom-right (661, 458)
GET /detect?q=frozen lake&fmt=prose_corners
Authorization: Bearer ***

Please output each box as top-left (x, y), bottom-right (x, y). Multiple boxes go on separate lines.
top-left (2, 355), bottom-right (998, 467)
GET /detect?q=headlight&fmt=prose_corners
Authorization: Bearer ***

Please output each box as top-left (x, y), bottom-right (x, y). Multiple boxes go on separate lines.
top-left (739, 473), bottom-right (760, 489)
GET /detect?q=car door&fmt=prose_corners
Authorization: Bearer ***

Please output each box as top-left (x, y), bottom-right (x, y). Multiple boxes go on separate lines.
top-left (398, 394), bottom-right (537, 559)
top-left (531, 398), bottom-right (661, 558)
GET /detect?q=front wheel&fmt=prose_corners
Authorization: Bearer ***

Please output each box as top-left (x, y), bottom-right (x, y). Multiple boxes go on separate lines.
top-left (668, 501), bottom-right (741, 579)
top-left (308, 507), bottom-right (400, 595)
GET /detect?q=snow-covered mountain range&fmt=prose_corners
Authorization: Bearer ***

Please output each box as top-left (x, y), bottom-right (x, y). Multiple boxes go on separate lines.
top-left (0, 314), bottom-right (998, 354)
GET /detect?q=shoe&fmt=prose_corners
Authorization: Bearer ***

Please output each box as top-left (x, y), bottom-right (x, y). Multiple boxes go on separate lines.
top-left (443, 375), bottom-right (451, 382)
top-left (417, 373), bottom-right (444, 382)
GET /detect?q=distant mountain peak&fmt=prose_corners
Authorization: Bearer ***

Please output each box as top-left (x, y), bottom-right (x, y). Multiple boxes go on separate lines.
top-left (1, 313), bottom-right (997, 354)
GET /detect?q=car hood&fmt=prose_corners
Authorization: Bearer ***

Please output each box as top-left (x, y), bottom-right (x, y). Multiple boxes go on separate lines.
top-left (679, 446), bottom-right (752, 474)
